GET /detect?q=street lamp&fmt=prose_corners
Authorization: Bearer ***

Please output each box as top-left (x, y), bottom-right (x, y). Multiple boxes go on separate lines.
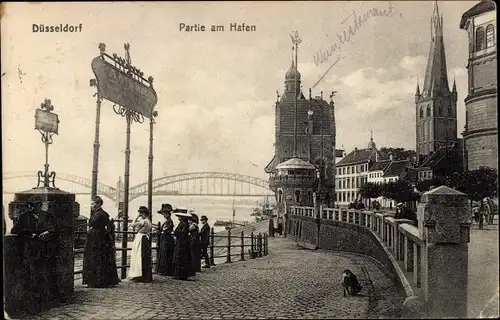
top-left (148, 110), bottom-right (158, 214)
top-left (34, 99), bottom-right (60, 188)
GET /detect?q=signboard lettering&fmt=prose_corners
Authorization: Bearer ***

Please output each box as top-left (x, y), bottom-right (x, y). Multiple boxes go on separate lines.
top-left (35, 109), bottom-right (59, 134)
top-left (91, 57), bottom-right (158, 118)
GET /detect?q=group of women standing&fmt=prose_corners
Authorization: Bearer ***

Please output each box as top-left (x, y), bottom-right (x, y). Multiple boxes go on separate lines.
top-left (156, 203), bottom-right (203, 280)
top-left (83, 198), bottom-right (206, 287)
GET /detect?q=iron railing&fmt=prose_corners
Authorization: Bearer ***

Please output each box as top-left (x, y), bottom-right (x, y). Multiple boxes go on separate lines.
top-left (73, 220), bottom-right (269, 281)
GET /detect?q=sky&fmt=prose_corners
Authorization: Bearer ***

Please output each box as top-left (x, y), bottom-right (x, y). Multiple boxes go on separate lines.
top-left (2, 1), bottom-right (478, 191)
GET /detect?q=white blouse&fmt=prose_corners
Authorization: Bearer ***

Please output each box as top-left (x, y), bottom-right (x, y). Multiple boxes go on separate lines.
top-left (131, 217), bottom-right (152, 234)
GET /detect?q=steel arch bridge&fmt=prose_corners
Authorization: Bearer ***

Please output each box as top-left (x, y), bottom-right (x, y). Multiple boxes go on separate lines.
top-left (3, 171), bottom-right (117, 200)
top-left (128, 172), bottom-right (272, 201)
top-left (3, 171), bottom-right (273, 202)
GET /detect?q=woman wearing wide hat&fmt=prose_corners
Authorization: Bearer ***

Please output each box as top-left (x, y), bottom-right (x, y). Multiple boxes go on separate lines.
top-left (156, 203), bottom-right (175, 276)
top-left (189, 213), bottom-right (202, 273)
top-left (128, 206), bottom-right (153, 282)
top-left (172, 209), bottom-right (194, 280)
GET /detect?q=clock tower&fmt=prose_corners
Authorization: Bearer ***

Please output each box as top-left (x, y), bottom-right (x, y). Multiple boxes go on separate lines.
top-left (415, 1), bottom-right (458, 164)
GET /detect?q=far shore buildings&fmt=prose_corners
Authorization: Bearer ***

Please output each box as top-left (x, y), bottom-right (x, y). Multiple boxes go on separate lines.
top-left (460, 0), bottom-right (498, 171)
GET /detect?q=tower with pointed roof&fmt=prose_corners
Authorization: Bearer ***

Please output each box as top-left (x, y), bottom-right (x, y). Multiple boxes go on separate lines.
top-left (265, 32), bottom-right (336, 212)
top-left (415, 1), bottom-right (458, 164)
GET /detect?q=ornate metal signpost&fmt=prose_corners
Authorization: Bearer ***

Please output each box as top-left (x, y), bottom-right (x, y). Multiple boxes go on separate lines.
top-left (35, 99), bottom-right (60, 188)
top-left (90, 43), bottom-right (158, 279)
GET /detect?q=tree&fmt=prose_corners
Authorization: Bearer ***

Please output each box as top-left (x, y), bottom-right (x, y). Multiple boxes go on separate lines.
top-left (463, 167), bottom-right (498, 202)
top-left (380, 180), bottom-right (417, 204)
top-left (415, 178), bottom-right (445, 193)
top-left (359, 182), bottom-right (381, 210)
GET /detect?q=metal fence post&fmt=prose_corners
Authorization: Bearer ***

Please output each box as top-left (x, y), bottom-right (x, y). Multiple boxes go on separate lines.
top-left (240, 231), bottom-right (245, 261)
top-left (258, 233), bottom-right (262, 257)
top-left (225, 228), bottom-right (232, 263)
top-left (250, 231), bottom-right (255, 259)
top-left (210, 227), bottom-right (215, 266)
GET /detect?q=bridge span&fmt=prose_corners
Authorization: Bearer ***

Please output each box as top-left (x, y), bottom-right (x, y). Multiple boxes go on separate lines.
top-left (3, 171), bottom-right (274, 203)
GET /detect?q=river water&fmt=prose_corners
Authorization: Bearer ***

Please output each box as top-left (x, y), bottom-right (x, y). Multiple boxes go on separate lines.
top-left (3, 194), bottom-right (275, 234)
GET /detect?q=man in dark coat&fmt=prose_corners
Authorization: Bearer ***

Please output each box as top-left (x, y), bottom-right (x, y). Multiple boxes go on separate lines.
top-left (200, 215), bottom-right (211, 268)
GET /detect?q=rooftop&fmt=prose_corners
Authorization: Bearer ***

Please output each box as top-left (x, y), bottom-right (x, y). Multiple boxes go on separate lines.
top-left (276, 157), bottom-right (316, 170)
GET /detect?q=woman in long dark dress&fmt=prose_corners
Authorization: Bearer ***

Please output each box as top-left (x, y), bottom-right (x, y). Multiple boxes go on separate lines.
top-left (128, 206), bottom-right (153, 282)
top-left (156, 203), bottom-right (175, 276)
top-left (83, 196), bottom-right (120, 288)
top-left (189, 213), bottom-right (202, 273)
top-left (172, 210), bottom-right (194, 280)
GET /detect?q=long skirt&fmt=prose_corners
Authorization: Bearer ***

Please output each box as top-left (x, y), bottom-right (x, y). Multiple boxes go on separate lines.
top-left (83, 229), bottom-right (120, 287)
top-left (190, 238), bottom-right (202, 273)
top-left (172, 238), bottom-right (193, 279)
top-left (128, 233), bottom-right (152, 282)
top-left (156, 233), bottom-right (175, 276)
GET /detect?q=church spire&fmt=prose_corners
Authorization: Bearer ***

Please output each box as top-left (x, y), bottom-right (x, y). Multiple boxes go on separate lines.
top-left (422, 0), bottom-right (450, 98)
top-left (452, 75), bottom-right (457, 92)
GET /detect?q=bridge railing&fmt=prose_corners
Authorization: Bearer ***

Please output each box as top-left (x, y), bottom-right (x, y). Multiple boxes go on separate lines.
top-left (290, 205), bottom-right (423, 291)
top-left (287, 186), bottom-right (471, 318)
top-left (73, 221), bottom-right (268, 282)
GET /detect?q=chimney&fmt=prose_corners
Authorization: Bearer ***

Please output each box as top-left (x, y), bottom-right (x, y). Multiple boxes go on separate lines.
top-left (389, 154), bottom-right (393, 161)
top-left (375, 151), bottom-right (379, 162)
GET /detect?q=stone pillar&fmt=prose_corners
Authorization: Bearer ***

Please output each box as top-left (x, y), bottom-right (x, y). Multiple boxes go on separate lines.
top-left (404, 235), bottom-right (414, 272)
top-left (413, 242), bottom-right (421, 286)
top-left (418, 186), bottom-right (470, 318)
top-left (4, 187), bottom-right (79, 316)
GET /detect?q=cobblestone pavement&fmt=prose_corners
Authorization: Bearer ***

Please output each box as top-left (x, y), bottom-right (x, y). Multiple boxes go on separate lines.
top-left (30, 235), bottom-right (403, 319)
top-left (469, 219), bottom-right (499, 319)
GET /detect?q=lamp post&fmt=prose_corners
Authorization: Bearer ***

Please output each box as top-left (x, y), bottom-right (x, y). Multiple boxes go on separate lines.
top-left (148, 110), bottom-right (158, 215)
top-left (90, 43), bottom-right (106, 209)
top-left (34, 99), bottom-right (60, 188)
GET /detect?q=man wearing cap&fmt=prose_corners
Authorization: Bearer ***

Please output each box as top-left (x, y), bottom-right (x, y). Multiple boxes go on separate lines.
top-left (200, 215), bottom-right (211, 268)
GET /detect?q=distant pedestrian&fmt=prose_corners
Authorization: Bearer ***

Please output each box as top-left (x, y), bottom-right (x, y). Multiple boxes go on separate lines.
top-left (189, 213), bottom-right (202, 273)
top-left (269, 218), bottom-right (275, 237)
top-left (83, 196), bottom-right (120, 288)
top-left (200, 215), bottom-right (211, 268)
top-left (128, 206), bottom-right (152, 282)
top-left (172, 209), bottom-right (194, 280)
top-left (156, 203), bottom-right (175, 276)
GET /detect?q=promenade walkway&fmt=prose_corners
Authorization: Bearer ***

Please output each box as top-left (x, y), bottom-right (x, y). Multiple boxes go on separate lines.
top-left (468, 218), bottom-right (499, 319)
top-left (32, 222), bottom-right (404, 319)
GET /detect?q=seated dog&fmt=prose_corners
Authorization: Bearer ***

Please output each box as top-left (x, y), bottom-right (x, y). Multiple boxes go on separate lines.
top-left (342, 269), bottom-right (363, 297)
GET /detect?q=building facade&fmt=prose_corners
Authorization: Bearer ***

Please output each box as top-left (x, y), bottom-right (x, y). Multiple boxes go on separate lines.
top-left (335, 136), bottom-right (382, 206)
top-left (266, 54), bottom-right (336, 210)
top-left (460, 0), bottom-right (498, 171)
top-left (415, 1), bottom-right (458, 164)
top-left (368, 158), bottom-right (412, 208)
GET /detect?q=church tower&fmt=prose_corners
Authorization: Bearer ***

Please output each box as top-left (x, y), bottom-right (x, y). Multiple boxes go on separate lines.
top-left (415, 1), bottom-right (458, 164)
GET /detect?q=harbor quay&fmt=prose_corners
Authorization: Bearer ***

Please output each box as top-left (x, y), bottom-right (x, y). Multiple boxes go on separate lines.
top-left (28, 220), bottom-right (404, 320)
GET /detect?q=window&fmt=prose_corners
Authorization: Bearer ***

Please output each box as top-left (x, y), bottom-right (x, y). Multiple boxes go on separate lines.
top-left (278, 190), bottom-right (283, 203)
top-left (476, 27), bottom-right (485, 51)
top-left (486, 24), bottom-right (495, 48)
top-left (448, 105), bottom-right (452, 116)
top-left (426, 106), bottom-right (431, 117)
top-left (438, 106), bottom-right (443, 116)
top-left (295, 190), bottom-right (301, 203)
top-left (420, 107), bottom-right (424, 118)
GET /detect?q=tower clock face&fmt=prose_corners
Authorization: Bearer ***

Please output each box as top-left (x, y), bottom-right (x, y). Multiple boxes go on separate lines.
top-left (481, 140), bottom-right (488, 148)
